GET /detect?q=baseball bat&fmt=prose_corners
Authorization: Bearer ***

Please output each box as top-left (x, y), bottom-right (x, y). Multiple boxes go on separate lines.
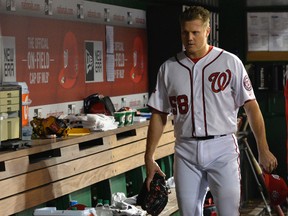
top-left (244, 138), bottom-right (284, 216)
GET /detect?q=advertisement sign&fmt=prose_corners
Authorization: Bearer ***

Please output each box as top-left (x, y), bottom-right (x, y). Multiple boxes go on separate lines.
top-left (0, 0), bottom-right (147, 106)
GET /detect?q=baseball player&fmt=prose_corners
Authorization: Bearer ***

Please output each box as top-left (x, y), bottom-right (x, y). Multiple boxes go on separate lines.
top-left (144, 6), bottom-right (278, 216)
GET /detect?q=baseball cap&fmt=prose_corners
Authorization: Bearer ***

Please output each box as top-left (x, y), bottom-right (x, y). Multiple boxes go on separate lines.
top-left (130, 36), bottom-right (144, 83)
top-left (263, 173), bottom-right (288, 206)
top-left (58, 31), bottom-right (79, 89)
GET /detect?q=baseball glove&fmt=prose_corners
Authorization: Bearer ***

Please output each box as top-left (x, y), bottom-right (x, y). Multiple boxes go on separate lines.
top-left (136, 173), bottom-right (169, 216)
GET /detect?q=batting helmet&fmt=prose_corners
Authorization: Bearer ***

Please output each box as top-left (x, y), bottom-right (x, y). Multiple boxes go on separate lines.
top-left (263, 173), bottom-right (288, 206)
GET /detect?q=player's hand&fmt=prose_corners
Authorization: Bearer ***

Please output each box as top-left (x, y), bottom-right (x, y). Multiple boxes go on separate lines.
top-left (145, 158), bottom-right (166, 191)
top-left (258, 149), bottom-right (278, 173)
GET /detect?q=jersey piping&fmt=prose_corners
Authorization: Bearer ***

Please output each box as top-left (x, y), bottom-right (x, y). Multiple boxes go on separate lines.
top-left (175, 55), bottom-right (195, 136)
top-left (202, 49), bottom-right (224, 136)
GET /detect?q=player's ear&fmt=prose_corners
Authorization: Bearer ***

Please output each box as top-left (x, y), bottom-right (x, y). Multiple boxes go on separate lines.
top-left (206, 26), bottom-right (211, 38)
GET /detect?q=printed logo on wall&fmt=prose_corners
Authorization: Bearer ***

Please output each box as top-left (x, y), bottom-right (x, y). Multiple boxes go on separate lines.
top-left (85, 41), bottom-right (104, 83)
top-left (0, 36), bottom-right (16, 82)
top-left (58, 31), bottom-right (79, 89)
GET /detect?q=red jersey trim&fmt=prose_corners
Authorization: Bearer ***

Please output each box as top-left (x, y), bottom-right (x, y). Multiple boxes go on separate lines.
top-left (189, 45), bottom-right (214, 63)
top-left (175, 55), bottom-right (195, 136)
top-left (202, 49), bottom-right (224, 136)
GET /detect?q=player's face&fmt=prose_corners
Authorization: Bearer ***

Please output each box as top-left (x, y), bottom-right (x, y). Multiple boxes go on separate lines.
top-left (181, 19), bottom-right (210, 59)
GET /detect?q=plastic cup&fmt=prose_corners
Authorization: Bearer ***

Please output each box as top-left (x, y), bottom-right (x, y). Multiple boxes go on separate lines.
top-left (114, 112), bottom-right (126, 127)
top-left (125, 110), bottom-right (135, 126)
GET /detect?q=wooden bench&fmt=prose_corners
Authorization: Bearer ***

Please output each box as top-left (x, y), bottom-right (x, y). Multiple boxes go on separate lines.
top-left (0, 118), bottom-right (175, 216)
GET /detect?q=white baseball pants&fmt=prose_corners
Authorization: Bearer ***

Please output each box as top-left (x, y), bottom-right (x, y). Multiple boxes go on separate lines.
top-left (173, 134), bottom-right (241, 216)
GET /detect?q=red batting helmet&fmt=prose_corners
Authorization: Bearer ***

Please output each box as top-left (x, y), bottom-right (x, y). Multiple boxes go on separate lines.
top-left (263, 173), bottom-right (288, 206)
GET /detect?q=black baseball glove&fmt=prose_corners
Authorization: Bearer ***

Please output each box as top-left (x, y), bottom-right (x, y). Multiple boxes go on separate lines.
top-left (136, 173), bottom-right (169, 216)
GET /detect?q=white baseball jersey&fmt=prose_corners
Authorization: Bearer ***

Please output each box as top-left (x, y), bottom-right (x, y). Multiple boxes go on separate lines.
top-left (148, 46), bottom-right (255, 138)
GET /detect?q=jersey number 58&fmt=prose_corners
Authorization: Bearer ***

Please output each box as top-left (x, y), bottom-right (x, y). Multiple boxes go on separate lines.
top-left (169, 95), bottom-right (188, 115)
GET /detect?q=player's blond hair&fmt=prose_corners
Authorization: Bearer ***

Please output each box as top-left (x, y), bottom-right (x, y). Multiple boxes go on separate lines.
top-left (179, 6), bottom-right (210, 27)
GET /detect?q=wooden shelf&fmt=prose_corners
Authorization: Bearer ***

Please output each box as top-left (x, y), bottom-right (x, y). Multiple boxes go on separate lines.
top-left (247, 51), bottom-right (288, 61)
